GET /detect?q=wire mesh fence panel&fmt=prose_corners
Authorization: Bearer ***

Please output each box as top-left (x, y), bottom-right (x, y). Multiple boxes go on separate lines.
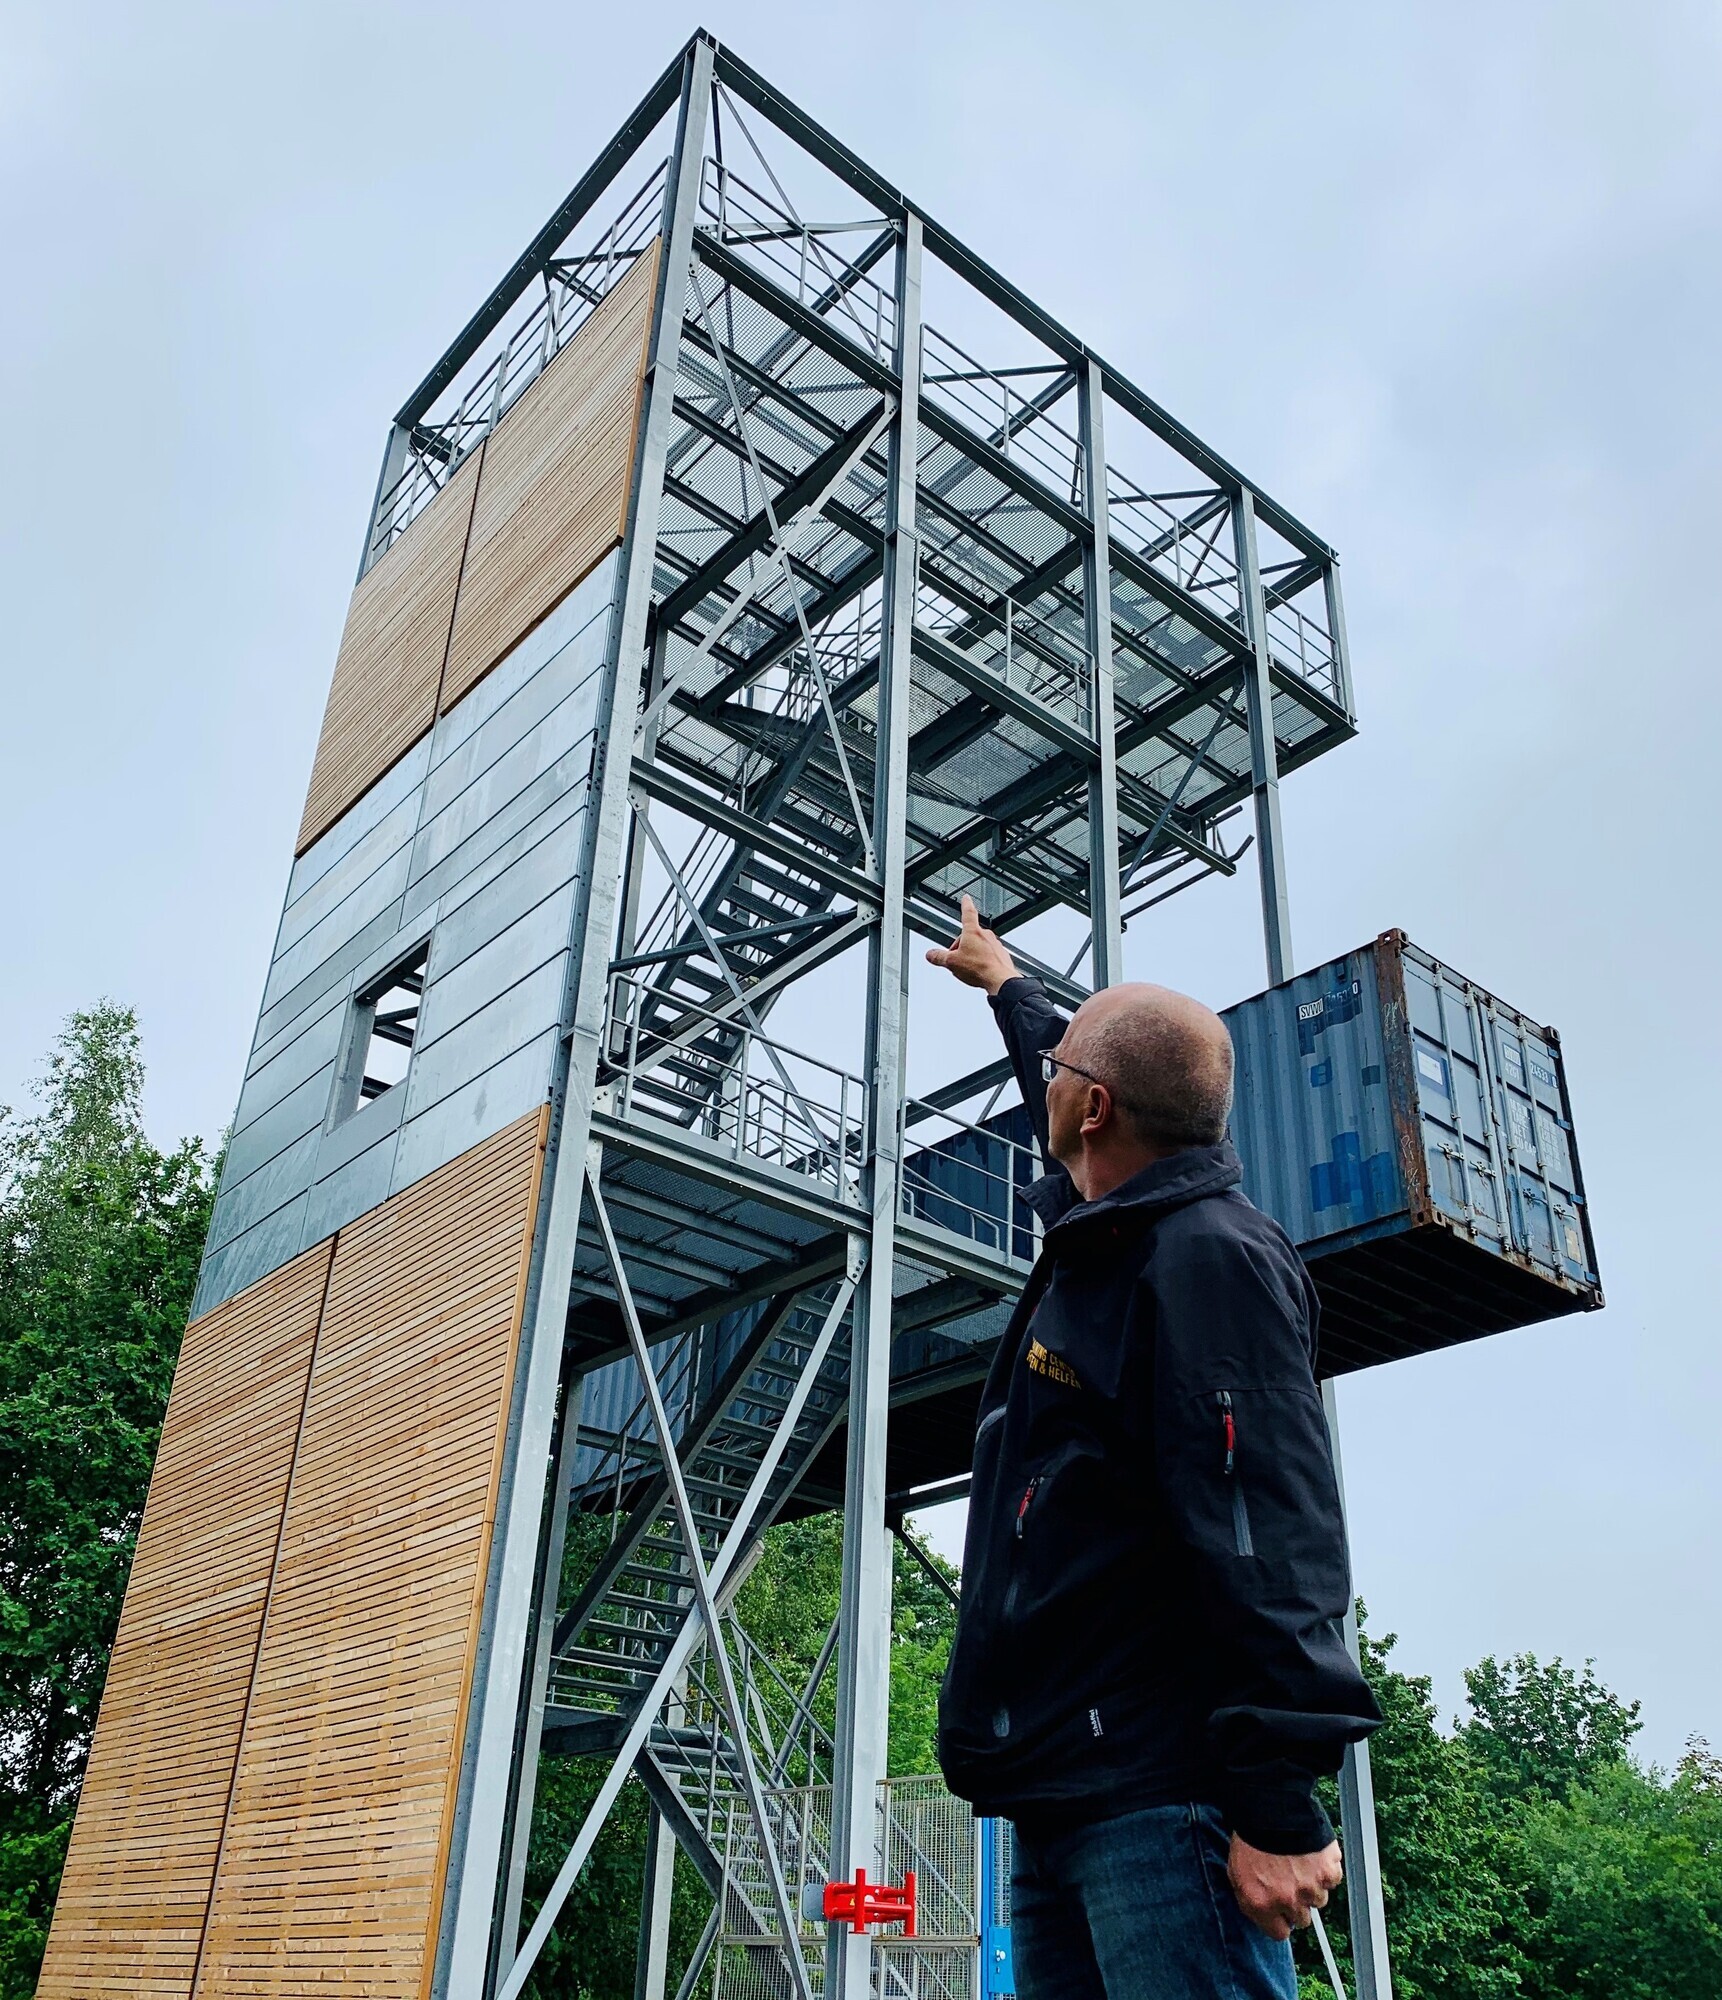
top-left (712, 1778), bottom-right (982, 2000)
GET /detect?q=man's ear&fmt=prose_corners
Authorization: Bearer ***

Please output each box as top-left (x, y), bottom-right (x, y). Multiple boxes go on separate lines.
top-left (1080, 1084), bottom-right (1110, 1136)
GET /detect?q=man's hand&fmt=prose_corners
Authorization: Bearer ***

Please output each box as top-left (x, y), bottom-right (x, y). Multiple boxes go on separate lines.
top-left (925, 894), bottom-right (1019, 996)
top-left (1227, 1836), bottom-right (1343, 1942)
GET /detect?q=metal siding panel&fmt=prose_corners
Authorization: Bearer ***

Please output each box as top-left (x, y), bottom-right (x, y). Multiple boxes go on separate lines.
top-left (312, 1068), bottom-right (407, 1180)
top-left (402, 959), bottom-right (567, 1118)
top-left (419, 664), bottom-right (604, 834)
top-left (409, 700), bottom-right (598, 883)
top-left (418, 889), bottom-right (576, 1053)
top-left (428, 818), bottom-right (583, 974)
top-left (389, 1031), bottom-right (558, 1197)
top-left (253, 900), bottom-right (405, 1052)
top-left (190, 1193), bottom-right (313, 1322)
top-left (302, 1131), bottom-right (399, 1247)
top-left (221, 1065), bottom-right (336, 1193)
top-left (286, 733), bottom-right (433, 906)
top-left (230, 998), bottom-right (346, 1132)
top-left (262, 851), bottom-right (410, 1010)
top-left (426, 554), bottom-right (615, 772)
top-left (401, 768), bottom-right (588, 927)
top-left (276, 790), bottom-right (421, 958)
top-left (205, 1129), bottom-right (322, 1260)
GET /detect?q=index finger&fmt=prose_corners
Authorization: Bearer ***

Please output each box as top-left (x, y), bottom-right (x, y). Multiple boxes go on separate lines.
top-left (959, 892), bottom-right (981, 935)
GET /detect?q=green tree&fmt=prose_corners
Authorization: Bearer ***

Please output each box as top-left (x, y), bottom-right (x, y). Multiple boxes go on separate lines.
top-left (1511, 1746), bottom-right (1722, 2000)
top-left (0, 1004), bottom-right (215, 1993)
top-left (1297, 1616), bottom-right (1528, 2000)
top-left (1460, 1652), bottom-right (1642, 1805)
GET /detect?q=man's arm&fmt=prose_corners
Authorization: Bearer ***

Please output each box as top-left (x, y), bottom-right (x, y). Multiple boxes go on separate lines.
top-left (1144, 1214), bottom-right (1379, 1927)
top-left (925, 895), bottom-right (1067, 1169)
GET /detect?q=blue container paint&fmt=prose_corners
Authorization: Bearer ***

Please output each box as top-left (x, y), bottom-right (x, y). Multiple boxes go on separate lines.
top-left (1222, 931), bottom-right (1602, 1373)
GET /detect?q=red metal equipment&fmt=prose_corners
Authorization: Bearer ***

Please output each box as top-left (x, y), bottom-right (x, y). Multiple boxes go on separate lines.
top-left (822, 1868), bottom-right (917, 1935)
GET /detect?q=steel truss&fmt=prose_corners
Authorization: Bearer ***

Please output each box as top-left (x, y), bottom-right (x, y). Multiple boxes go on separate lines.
top-left (401, 33), bottom-right (1385, 2000)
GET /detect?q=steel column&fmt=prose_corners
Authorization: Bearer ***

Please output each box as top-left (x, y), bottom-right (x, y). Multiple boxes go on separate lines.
top-left (1079, 359), bottom-right (1122, 988)
top-left (1231, 487), bottom-right (1294, 985)
top-left (433, 42), bottom-right (715, 1997)
top-left (357, 421), bottom-right (412, 581)
top-left (829, 208), bottom-right (922, 2000)
top-left (634, 1805), bottom-right (678, 2000)
top-left (1322, 1377), bottom-right (1395, 2000)
top-left (496, 1368), bottom-right (585, 1956)
top-left (1324, 559), bottom-right (1356, 721)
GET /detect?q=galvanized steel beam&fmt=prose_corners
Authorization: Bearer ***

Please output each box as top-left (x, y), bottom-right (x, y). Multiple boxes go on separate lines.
top-left (829, 210), bottom-right (922, 2000)
top-left (434, 43), bottom-right (716, 1996)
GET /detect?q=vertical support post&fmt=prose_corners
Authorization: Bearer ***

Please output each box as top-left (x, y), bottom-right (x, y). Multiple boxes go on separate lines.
top-left (829, 209), bottom-right (922, 2000)
top-left (1324, 558), bottom-right (1356, 720)
top-left (433, 40), bottom-right (715, 1997)
top-left (1322, 1378), bottom-right (1395, 2000)
top-left (357, 420), bottom-right (413, 583)
top-left (1231, 487), bottom-right (1293, 985)
top-left (1079, 359), bottom-right (1122, 989)
top-left (496, 1368), bottom-right (585, 1954)
top-left (634, 1804), bottom-right (678, 2000)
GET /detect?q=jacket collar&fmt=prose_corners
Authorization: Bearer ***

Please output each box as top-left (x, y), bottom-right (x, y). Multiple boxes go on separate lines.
top-left (1022, 1141), bottom-right (1243, 1236)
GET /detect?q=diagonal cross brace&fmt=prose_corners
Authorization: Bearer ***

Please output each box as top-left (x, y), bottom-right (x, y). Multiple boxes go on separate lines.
top-left (639, 396), bottom-right (895, 744)
top-left (497, 1180), bottom-right (862, 2000)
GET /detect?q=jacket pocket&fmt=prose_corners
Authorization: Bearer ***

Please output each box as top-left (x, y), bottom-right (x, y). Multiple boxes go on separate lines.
top-left (1217, 1391), bottom-right (1254, 1557)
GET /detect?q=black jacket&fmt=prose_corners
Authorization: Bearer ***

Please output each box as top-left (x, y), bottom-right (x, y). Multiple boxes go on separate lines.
top-left (935, 977), bottom-right (1380, 1852)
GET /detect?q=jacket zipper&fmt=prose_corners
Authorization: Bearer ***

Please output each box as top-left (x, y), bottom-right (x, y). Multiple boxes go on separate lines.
top-left (1014, 1475), bottom-right (1041, 1539)
top-left (1217, 1392), bottom-right (1254, 1556)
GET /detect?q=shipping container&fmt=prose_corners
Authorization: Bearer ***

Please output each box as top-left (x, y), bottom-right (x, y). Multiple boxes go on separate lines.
top-left (1223, 930), bottom-right (1602, 1373)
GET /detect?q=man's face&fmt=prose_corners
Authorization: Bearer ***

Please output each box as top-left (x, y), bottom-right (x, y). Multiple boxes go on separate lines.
top-left (1044, 1017), bottom-right (1095, 1170)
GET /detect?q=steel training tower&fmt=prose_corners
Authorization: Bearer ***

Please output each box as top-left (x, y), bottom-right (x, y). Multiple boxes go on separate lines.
top-left (41, 33), bottom-right (1392, 2000)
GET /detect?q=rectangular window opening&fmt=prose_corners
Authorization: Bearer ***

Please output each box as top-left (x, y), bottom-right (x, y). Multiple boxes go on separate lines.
top-left (349, 943), bottom-right (430, 1112)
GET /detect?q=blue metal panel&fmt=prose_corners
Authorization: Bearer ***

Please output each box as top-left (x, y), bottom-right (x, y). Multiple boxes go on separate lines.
top-left (1220, 933), bottom-right (1601, 1353)
top-left (1223, 949), bottom-right (1403, 1253)
top-left (979, 1818), bottom-right (1015, 1998)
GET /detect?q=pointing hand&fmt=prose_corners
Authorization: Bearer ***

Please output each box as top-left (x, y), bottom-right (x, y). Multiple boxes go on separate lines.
top-left (925, 894), bottom-right (1019, 997)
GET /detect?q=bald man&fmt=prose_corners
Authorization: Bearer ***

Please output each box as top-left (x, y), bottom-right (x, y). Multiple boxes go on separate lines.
top-left (928, 899), bottom-right (1379, 2000)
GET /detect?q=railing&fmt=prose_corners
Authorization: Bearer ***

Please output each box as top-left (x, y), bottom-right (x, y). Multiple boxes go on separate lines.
top-left (698, 158), bottom-right (898, 364)
top-left (921, 323), bottom-right (1081, 501)
top-left (364, 160), bottom-right (668, 569)
top-left (913, 572), bottom-right (1091, 732)
top-left (605, 972), bottom-right (867, 1205)
top-left (900, 1101), bottom-right (1039, 1266)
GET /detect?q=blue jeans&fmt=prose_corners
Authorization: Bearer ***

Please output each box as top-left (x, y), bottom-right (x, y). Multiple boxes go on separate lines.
top-left (1009, 1803), bottom-right (1297, 2000)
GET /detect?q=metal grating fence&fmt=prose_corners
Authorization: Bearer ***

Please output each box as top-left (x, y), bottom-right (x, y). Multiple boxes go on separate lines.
top-left (711, 1776), bottom-right (997, 2000)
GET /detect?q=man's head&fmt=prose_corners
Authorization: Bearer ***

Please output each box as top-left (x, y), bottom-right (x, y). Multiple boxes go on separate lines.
top-left (1044, 982), bottom-right (1234, 1198)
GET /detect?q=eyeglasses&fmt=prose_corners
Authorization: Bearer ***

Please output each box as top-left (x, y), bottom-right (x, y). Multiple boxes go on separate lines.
top-left (1040, 1052), bottom-right (1106, 1089)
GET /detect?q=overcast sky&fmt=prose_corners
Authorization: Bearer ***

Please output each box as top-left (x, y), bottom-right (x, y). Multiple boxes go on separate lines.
top-left (4, 2), bottom-right (1719, 1765)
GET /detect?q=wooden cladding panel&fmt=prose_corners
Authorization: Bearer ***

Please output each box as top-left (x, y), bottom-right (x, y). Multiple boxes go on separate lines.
top-left (193, 1108), bottom-right (547, 1998)
top-left (440, 240), bottom-right (658, 711)
top-left (296, 450), bottom-right (482, 856)
top-left (37, 1243), bottom-right (333, 2000)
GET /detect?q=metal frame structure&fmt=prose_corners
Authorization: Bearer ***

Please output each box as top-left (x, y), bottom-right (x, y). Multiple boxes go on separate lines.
top-left (382, 33), bottom-right (1383, 1998)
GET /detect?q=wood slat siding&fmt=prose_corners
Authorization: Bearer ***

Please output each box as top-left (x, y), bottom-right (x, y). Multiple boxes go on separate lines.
top-left (192, 1107), bottom-right (548, 1997)
top-left (296, 451), bottom-right (482, 856)
top-left (440, 240), bottom-right (658, 711)
top-left (37, 1243), bottom-right (334, 2000)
